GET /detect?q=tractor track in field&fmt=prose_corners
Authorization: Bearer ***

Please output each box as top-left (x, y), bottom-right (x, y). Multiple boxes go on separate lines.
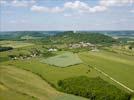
top-left (92, 66), bottom-right (134, 93)
top-left (83, 62), bottom-right (134, 93)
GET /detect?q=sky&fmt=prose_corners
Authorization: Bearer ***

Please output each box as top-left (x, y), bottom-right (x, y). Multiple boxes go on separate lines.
top-left (0, 0), bottom-right (134, 31)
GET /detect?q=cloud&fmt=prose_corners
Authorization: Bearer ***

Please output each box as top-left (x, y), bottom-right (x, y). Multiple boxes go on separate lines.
top-left (9, 19), bottom-right (28, 24)
top-left (100, 0), bottom-right (134, 6)
top-left (64, 1), bottom-right (107, 13)
top-left (31, 1), bottom-right (107, 14)
top-left (0, 0), bottom-right (36, 7)
top-left (64, 1), bottom-right (89, 11)
top-left (10, 20), bottom-right (17, 24)
top-left (31, 5), bottom-right (49, 13)
top-left (31, 5), bottom-right (63, 13)
top-left (130, 9), bottom-right (134, 13)
top-left (2, 0), bottom-right (133, 14)
top-left (63, 13), bottom-right (72, 17)
top-left (51, 6), bottom-right (64, 13)
top-left (31, 0), bottom-right (134, 13)
top-left (89, 5), bottom-right (107, 13)
top-left (11, 0), bottom-right (36, 7)
top-left (0, 0), bottom-right (7, 4)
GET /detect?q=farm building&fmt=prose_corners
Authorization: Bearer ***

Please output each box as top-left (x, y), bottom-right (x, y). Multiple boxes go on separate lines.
top-left (48, 48), bottom-right (57, 52)
top-left (69, 42), bottom-right (95, 49)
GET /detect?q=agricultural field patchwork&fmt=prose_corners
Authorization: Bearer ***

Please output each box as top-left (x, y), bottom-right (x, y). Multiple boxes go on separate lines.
top-left (21, 35), bottom-right (42, 40)
top-left (104, 46), bottom-right (134, 56)
top-left (0, 31), bottom-right (134, 100)
top-left (41, 52), bottom-right (82, 67)
top-left (0, 41), bottom-right (34, 48)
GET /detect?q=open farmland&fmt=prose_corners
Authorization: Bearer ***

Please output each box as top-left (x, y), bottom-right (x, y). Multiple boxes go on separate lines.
top-left (0, 31), bottom-right (134, 100)
top-left (104, 46), bottom-right (134, 56)
top-left (21, 35), bottom-right (42, 40)
top-left (79, 50), bottom-right (134, 92)
top-left (41, 52), bottom-right (82, 67)
top-left (0, 58), bottom-right (100, 87)
top-left (0, 66), bottom-right (88, 100)
top-left (0, 41), bottom-right (34, 48)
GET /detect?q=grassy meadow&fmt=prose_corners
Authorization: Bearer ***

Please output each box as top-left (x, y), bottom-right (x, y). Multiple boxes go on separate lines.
top-left (0, 66), bottom-right (88, 100)
top-left (79, 50), bottom-right (134, 91)
top-left (41, 52), bottom-right (82, 67)
top-left (0, 41), bottom-right (34, 48)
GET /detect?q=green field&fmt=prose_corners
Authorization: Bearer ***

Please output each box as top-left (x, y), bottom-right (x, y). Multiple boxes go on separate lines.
top-left (41, 52), bottom-right (82, 67)
top-left (0, 66), bottom-right (87, 100)
top-left (0, 38), bottom-right (134, 100)
top-left (21, 35), bottom-right (42, 40)
top-left (0, 49), bottom-right (134, 99)
top-left (79, 50), bottom-right (134, 92)
top-left (0, 41), bottom-right (34, 48)
top-left (1, 49), bottom-right (134, 99)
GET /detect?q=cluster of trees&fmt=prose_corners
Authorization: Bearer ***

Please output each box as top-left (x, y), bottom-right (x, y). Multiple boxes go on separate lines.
top-left (8, 52), bottom-right (31, 60)
top-left (0, 46), bottom-right (13, 52)
top-left (128, 42), bottom-right (134, 50)
top-left (58, 76), bottom-right (131, 100)
top-left (8, 48), bottom-right (56, 60)
top-left (30, 47), bottom-right (56, 58)
top-left (42, 51), bottom-right (56, 58)
top-left (54, 31), bottom-right (118, 45)
top-left (8, 48), bottom-right (41, 60)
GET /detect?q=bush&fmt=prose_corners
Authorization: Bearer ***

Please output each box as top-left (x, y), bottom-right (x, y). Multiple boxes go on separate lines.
top-left (42, 51), bottom-right (56, 58)
top-left (58, 76), bottom-right (131, 100)
top-left (0, 46), bottom-right (13, 52)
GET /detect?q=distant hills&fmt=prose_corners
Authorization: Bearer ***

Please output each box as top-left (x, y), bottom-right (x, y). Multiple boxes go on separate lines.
top-left (0, 31), bottom-right (133, 44)
top-left (52, 31), bottom-right (117, 44)
top-left (0, 31), bottom-right (62, 39)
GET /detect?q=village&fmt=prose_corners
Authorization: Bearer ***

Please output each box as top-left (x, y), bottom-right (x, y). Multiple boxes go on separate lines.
top-left (69, 42), bottom-right (99, 52)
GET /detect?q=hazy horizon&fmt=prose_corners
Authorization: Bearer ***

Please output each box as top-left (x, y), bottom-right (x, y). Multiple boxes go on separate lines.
top-left (0, 0), bottom-right (134, 31)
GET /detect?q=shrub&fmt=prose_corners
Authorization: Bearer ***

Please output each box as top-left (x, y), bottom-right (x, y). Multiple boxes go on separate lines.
top-left (0, 46), bottom-right (13, 52)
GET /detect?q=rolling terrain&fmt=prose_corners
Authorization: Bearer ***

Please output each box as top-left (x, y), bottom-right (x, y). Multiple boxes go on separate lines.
top-left (0, 31), bottom-right (134, 100)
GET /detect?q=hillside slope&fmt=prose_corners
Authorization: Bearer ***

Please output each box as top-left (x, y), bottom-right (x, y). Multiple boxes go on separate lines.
top-left (0, 66), bottom-right (87, 100)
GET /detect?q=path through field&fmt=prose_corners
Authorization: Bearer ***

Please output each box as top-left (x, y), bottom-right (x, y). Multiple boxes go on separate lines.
top-left (79, 51), bottom-right (134, 93)
top-left (93, 66), bottom-right (134, 93)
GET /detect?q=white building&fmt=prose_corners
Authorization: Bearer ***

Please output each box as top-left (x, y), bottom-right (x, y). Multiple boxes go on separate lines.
top-left (48, 48), bottom-right (57, 52)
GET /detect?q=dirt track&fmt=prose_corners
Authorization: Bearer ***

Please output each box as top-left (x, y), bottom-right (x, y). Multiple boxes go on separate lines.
top-left (93, 66), bottom-right (134, 93)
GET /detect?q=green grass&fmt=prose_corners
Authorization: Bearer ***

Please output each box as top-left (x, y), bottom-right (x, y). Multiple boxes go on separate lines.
top-left (0, 66), bottom-right (87, 100)
top-left (20, 35), bottom-right (42, 40)
top-left (79, 50), bottom-right (134, 92)
top-left (0, 41), bottom-right (34, 48)
top-left (41, 52), bottom-right (82, 67)
top-left (0, 57), bottom-right (9, 62)
top-left (104, 46), bottom-right (134, 56)
top-left (0, 66), bottom-right (59, 100)
top-left (1, 48), bottom-right (133, 99)
top-left (0, 83), bottom-right (36, 100)
top-left (0, 58), bottom-right (99, 87)
top-left (0, 88), bottom-right (36, 100)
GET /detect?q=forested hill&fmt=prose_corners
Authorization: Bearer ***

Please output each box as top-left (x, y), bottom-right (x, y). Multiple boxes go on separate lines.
top-left (0, 31), bottom-right (47, 39)
top-left (53, 31), bottom-right (118, 44)
top-left (0, 31), bottom-right (118, 45)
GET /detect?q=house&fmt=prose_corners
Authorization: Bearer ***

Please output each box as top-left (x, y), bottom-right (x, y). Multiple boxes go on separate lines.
top-left (91, 48), bottom-right (99, 52)
top-left (48, 48), bottom-right (57, 52)
top-left (69, 42), bottom-right (95, 49)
